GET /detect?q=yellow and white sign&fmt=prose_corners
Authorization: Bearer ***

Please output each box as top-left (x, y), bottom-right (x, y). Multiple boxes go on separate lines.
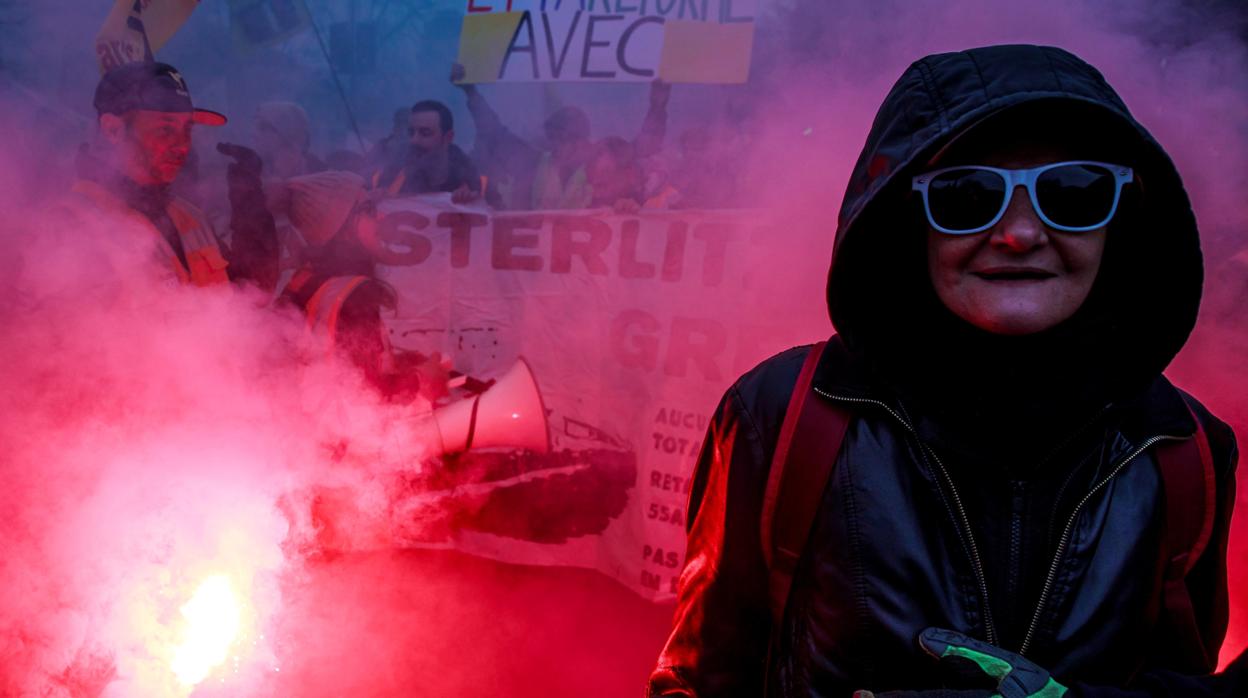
top-left (456, 0), bottom-right (759, 84)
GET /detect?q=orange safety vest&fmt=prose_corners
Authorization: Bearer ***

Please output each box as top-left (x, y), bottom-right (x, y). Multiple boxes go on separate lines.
top-left (65, 179), bottom-right (230, 287)
top-left (302, 274), bottom-right (395, 376)
top-left (372, 168), bottom-right (404, 196)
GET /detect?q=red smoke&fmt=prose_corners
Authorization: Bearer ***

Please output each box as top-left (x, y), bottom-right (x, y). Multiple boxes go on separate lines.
top-left (0, 0), bottom-right (1244, 694)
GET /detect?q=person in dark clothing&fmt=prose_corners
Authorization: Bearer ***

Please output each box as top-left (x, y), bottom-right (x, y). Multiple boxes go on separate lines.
top-left (374, 99), bottom-right (495, 206)
top-left (649, 44), bottom-right (1242, 697)
top-left (214, 141), bottom-right (282, 291)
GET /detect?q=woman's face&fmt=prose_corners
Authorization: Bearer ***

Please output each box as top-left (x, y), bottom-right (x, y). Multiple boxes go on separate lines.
top-left (926, 142), bottom-right (1109, 335)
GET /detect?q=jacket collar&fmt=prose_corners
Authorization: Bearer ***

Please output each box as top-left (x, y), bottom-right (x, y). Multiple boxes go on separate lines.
top-left (811, 334), bottom-right (1198, 442)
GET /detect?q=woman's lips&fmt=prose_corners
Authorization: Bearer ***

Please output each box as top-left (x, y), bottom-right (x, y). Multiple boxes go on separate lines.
top-left (972, 267), bottom-right (1058, 281)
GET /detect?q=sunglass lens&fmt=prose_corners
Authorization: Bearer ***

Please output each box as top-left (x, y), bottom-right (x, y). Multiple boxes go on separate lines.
top-left (1035, 164), bottom-right (1117, 228)
top-left (926, 169), bottom-right (1006, 232)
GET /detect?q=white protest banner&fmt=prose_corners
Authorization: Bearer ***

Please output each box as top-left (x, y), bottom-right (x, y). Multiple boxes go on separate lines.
top-left (96, 0), bottom-right (201, 73)
top-left (456, 0), bottom-right (759, 84)
top-left (372, 196), bottom-right (807, 599)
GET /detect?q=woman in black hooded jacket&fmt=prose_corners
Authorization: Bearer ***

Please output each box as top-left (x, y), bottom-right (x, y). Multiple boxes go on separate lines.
top-left (648, 45), bottom-right (1243, 697)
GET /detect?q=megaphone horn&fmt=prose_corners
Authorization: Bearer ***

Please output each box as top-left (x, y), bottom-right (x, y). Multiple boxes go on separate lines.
top-left (418, 358), bottom-right (550, 455)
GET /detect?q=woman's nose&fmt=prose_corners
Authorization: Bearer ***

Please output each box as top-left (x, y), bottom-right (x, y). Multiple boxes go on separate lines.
top-left (989, 187), bottom-right (1049, 252)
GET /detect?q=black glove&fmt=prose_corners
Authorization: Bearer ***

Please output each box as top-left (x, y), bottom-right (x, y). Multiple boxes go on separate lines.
top-left (856, 628), bottom-right (1069, 698)
top-left (855, 691), bottom-right (993, 698)
top-left (217, 142), bottom-right (279, 291)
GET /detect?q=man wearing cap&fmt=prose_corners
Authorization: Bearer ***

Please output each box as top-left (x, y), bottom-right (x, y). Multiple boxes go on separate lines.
top-left (63, 61), bottom-right (231, 287)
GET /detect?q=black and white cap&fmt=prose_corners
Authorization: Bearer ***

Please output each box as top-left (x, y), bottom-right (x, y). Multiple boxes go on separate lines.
top-left (93, 61), bottom-right (227, 126)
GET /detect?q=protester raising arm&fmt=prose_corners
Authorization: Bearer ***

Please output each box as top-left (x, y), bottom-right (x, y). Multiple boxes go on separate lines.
top-left (636, 79), bottom-right (672, 160)
top-left (216, 142), bottom-right (280, 292)
top-left (452, 63), bottom-right (540, 209)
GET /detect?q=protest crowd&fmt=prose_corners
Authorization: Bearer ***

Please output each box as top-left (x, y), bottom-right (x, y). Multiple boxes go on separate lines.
top-left (126, 61), bottom-right (757, 393)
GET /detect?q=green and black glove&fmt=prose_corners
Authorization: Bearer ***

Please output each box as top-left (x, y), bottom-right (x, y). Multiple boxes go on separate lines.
top-left (854, 627), bottom-right (1069, 698)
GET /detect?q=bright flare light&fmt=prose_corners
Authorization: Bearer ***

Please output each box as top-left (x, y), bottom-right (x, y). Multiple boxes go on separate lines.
top-left (170, 574), bottom-right (242, 686)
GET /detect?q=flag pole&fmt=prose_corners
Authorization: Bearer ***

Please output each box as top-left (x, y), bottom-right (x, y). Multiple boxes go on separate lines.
top-left (305, 10), bottom-right (367, 152)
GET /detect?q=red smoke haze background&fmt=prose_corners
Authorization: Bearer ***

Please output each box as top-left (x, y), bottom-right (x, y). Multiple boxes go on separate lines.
top-left (0, 0), bottom-right (1245, 696)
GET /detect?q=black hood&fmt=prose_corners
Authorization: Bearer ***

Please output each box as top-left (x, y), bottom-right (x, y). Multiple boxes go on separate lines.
top-left (827, 45), bottom-right (1203, 421)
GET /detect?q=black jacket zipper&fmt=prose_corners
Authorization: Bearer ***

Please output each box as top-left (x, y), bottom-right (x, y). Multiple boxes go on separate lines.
top-left (1017, 434), bottom-right (1183, 656)
top-left (814, 388), bottom-right (1187, 658)
top-left (1007, 480), bottom-right (1026, 631)
top-left (814, 388), bottom-right (1000, 646)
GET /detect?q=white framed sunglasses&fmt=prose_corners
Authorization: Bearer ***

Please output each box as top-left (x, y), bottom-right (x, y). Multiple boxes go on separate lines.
top-left (912, 161), bottom-right (1134, 235)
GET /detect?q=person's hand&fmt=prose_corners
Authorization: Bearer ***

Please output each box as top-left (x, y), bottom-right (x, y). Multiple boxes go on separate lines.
top-left (450, 63), bottom-right (476, 94)
top-left (854, 692), bottom-right (991, 697)
top-left (451, 183), bottom-right (480, 204)
top-left (217, 142), bottom-right (263, 177)
top-left (215, 142), bottom-right (279, 289)
top-left (855, 628), bottom-right (1068, 698)
top-left (649, 79), bottom-right (672, 110)
top-left (612, 197), bottom-right (641, 215)
top-left (217, 142), bottom-right (265, 208)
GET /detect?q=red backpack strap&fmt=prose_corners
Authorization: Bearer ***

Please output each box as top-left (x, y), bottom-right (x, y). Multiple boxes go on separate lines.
top-left (1153, 397), bottom-right (1217, 670)
top-left (760, 341), bottom-right (853, 627)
